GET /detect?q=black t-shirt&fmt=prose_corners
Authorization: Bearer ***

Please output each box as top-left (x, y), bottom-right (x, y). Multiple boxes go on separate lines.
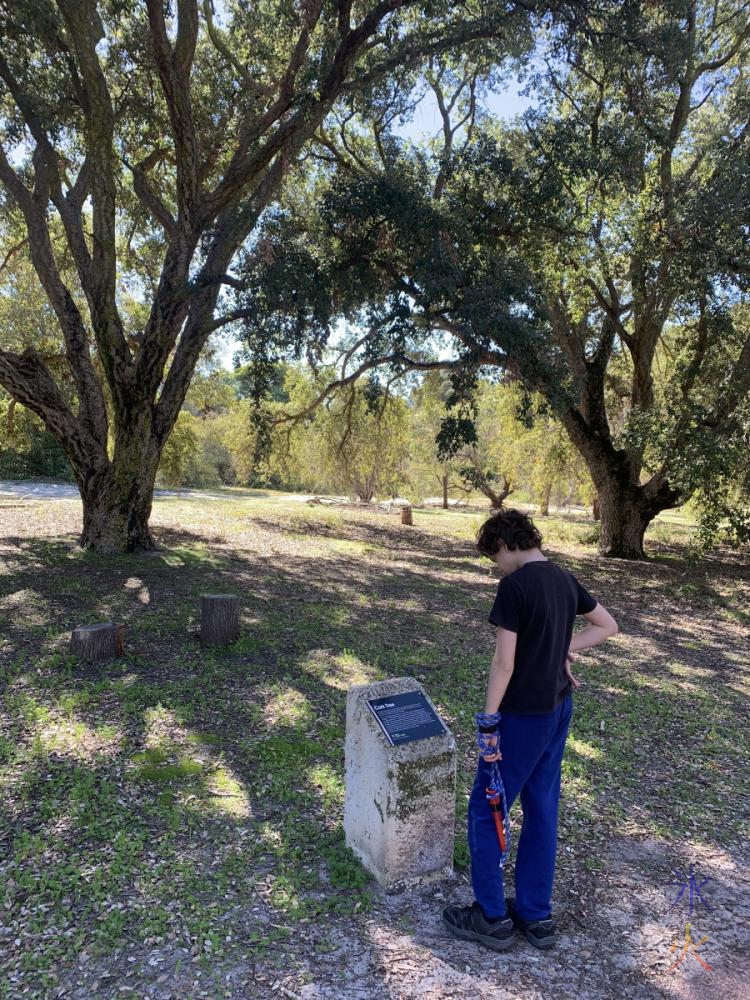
top-left (488, 559), bottom-right (598, 714)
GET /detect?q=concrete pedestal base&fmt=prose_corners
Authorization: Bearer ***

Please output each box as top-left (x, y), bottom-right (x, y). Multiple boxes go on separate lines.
top-left (344, 676), bottom-right (457, 892)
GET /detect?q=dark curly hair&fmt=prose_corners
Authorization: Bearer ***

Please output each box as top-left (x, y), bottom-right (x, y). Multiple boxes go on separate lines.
top-left (476, 508), bottom-right (543, 558)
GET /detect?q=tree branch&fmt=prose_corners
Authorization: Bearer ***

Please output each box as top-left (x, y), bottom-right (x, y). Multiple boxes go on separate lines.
top-left (145, 0), bottom-right (200, 221)
top-left (0, 347), bottom-right (99, 469)
top-left (272, 349), bottom-right (468, 428)
top-left (201, 0), bottom-right (274, 99)
top-left (0, 50), bottom-right (94, 296)
top-left (56, 0), bottom-right (132, 391)
top-left (339, 12), bottom-right (515, 99)
top-left (0, 140), bottom-right (108, 450)
top-left (696, 22), bottom-right (750, 74)
top-left (124, 148), bottom-right (176, 235)
top-left (584, 277), bottom-right (633, 350)
top-left (0, 236), bottom-right (29, 274)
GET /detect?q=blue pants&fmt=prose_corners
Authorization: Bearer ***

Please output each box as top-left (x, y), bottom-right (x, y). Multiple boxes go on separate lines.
top-left (467, 693), bottom-right (573, 922)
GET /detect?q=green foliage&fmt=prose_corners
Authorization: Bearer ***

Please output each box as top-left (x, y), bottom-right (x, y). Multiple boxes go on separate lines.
top-left (158, 412), bottom-right (200, 488)
top-left (0, 0), bottom-right (538, 554)
top-left (0, 394), bottom-right (72, 479)
top-left (154, 356), bottom-right (597, 511)
top-left (157, 372), bottom-right (271, 488)
top-left (270, 367), bottom-right (413, 500)
top-left (435, 410), bottom-right (478, 462)
top-left (235, 3), bottom-right (749, 554)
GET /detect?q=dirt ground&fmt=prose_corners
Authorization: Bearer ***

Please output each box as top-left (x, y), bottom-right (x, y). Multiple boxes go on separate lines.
top-left (48, 833), bottom-right (750, 1000)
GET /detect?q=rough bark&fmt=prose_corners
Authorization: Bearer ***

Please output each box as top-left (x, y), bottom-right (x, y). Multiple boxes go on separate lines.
top-left (74, 407), bottom-right (162, 551)
top-left (200, 595), bottom-right (240, 646)
top-left (583, 449), bottom-right (682, 559)
top-left (596, 483), bottom-right (652, 559)
top-left (70, 622), bottom-right (125, 662)
top-left (559, 406), bottom-right (684, 560)
top-left (78, 464), bottom-right (159, 552)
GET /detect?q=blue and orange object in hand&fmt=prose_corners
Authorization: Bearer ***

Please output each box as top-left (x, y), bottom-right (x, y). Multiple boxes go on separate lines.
top-left (474, 711), bottom-right (511, 867)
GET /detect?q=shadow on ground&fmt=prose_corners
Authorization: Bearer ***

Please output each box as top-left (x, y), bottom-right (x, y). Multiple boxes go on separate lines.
top-left (1, 507), bottom-right (748, 999)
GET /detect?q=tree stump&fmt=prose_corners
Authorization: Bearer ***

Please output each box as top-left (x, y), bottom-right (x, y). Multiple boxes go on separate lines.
top-left (70, 622), bottom-right (125, 663)
top-left (401, 505), bottom-right (413, 526)
top-left (200, 594), bottom-right (240, 646)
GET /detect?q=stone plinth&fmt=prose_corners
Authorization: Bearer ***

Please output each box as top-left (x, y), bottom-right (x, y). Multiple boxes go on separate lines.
top-left (344, 676), bottom-right (456, 893)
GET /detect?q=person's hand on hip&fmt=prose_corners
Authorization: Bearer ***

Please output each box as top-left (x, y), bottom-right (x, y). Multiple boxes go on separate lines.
top-left (564, 650), bottom-right (581, 689)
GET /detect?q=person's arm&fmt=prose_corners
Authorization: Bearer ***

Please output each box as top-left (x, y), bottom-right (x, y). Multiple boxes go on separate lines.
top-left (479, 627), bottom-right (516, 762)
top-left (569, 602), bottom-right (618, 653)
top-left (484, 626), bottom-right (517, 714)
top-left (480, 576), bottom-right (521, 760)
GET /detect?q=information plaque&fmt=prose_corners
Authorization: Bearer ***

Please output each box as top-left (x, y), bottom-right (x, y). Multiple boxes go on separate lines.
top-left (367, 690), bottom-right (447, 746)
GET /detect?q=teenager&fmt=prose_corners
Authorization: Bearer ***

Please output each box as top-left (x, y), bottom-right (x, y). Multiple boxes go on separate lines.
top-left (443, 508), bottom-right (618, 951)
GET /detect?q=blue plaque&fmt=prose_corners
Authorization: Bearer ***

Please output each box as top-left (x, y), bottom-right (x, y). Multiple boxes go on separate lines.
top-left (367, 690), bottom-right (447, 746)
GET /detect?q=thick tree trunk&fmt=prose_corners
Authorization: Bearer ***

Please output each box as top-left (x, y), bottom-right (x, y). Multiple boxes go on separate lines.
top-left (76, 433), bottom-right (161, 553)
top-left (442, 473), bottom-right (449, 509)
top-left (596, 482), bottom-right (652, 559)
top-left (79, 477), bottom-right (156, 552)
top-left (560, 407), bottom-right (682, 560)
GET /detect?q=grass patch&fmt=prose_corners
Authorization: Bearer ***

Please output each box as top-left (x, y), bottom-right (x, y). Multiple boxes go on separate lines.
top-left (0, 488), bottom-right (747, 996)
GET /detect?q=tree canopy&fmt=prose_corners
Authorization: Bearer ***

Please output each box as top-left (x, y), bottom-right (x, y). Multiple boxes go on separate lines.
top-left (237, 0), bottom-right (750, 557)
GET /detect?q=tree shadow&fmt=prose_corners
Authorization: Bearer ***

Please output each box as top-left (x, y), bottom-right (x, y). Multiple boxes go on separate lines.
top-left (1, 517), bottom-right (748, 996)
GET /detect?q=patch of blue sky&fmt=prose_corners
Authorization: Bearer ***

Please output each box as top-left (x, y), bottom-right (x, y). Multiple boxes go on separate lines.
top-left (393, 78), bottom-right (534, 146)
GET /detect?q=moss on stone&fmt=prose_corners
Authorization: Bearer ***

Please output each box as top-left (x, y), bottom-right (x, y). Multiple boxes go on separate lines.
top-left (386, 751), bottom-right (456, 821)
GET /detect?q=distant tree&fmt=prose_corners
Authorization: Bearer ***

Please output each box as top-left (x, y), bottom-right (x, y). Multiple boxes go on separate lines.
top-left (158, 411), bottom-right (199, 488)
top-left (182, 370), bottom-right (237, 417)
top-left (406, 370), bottom-right (470, 507)
top-left (277, 368), bottom-right (411, 500)
top-left (326, 382), bottom-right (411, 501)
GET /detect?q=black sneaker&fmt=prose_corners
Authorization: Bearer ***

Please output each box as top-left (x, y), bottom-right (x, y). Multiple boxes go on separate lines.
top-left (506, 896), bottom-right (556, 949)
top-left (442, 901), bottom-right (515, 951)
